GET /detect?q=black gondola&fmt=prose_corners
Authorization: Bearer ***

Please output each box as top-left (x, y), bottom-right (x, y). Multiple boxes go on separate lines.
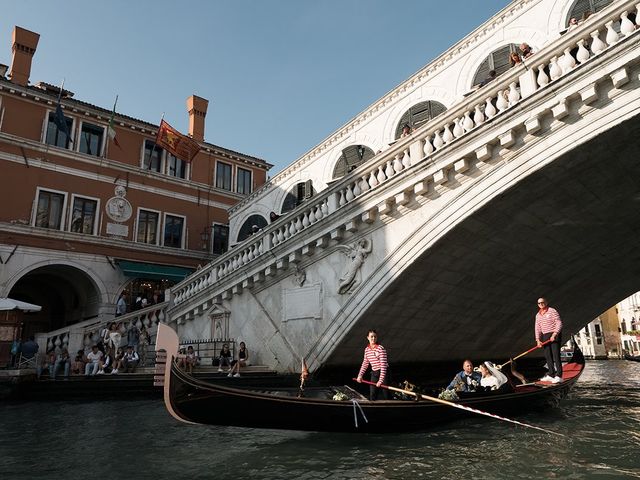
top-left (155, 324), bottom-right (585, 433)
top-left (624, 353), bottom-right (640, 362)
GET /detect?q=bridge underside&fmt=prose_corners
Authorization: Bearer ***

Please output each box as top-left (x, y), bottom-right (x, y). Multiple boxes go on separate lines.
top-left (330, 114), bottom-right (640, 367)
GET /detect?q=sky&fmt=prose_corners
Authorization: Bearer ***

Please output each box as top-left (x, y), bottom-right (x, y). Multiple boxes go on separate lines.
top-left (1, 0), bottom-right (511, 175)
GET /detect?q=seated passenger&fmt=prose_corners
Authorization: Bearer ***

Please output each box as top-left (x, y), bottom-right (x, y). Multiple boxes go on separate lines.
top-left (478, 361), bottom-right (509, 391)
top-left (71, 349), bottom-right (85, 375)
top-left (98, 347), bottom-right (113, 374)
top-left (185, 346), bottom-right (199, 374)
top-left (121, 345), bottom-right (139, 373)
top-left (218, 344), bottom-right (232, 373)
top-left (228, 341), bottom-right (249, 378)
top-left (446, 359), bottom-right (482, 392)
top-left (112, 347), bottom-right (125, 374)
top-left (51, 348), bottom-right (71, 379)
top-left (85, 345), bottom-right (103, 376)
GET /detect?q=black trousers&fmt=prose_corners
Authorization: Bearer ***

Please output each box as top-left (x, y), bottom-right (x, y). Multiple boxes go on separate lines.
top-left (541, 332), bottom-right (562, 377)
top-left (369, 369), bottom-right (389, 400)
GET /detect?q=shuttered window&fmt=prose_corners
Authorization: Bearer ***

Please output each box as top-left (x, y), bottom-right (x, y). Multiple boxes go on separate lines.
top-left (394, 101), bottom-right (446, 139)
top-left (566, 0), bottom-right (612, 25)
top-left (332, 145), bottom-right (375, 179)
top-left (281, 182), bottom-right (316, 214)
top-left (472, 44), bottom-right (518, 87)
top-left (237, 214), bottom-right (268, 243)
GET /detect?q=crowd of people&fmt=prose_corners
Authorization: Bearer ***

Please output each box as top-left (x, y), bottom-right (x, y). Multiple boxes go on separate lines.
top-left (21, 321), bottom-right (150, 380)
top-left (115, 289), bottom-right (166, 317)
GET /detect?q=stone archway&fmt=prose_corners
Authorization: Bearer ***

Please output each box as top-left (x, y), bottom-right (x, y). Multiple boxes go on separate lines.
top-left (8, 264), bottom-right (101, 338)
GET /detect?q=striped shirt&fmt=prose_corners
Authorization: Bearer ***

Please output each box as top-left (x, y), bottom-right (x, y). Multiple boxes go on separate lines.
top-left (535, 307), bottom-right (563, 340)
top-left (358, 344), bottom-right (388, 384)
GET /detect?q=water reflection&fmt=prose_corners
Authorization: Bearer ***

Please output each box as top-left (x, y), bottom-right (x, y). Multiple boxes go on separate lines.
top-left (1, 361), bottom-right (639, 479)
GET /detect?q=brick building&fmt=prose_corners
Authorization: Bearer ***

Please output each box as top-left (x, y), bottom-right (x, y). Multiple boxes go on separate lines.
top-left (0, 26), bottom-right (271, 338)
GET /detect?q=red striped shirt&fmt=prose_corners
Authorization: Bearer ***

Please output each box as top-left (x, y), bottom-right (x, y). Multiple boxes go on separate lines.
top-left (358, 344), bottom-right (388, 384)
top-left (535, 307), bottom-right (563, 340)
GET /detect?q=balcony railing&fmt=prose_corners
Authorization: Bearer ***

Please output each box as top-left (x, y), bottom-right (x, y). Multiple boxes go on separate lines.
top-left (171, 0), bottom-right (640, 307)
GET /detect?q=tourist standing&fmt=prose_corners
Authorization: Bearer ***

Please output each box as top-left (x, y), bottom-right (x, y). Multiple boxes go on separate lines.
top-left (535, 297), bottom-right (563, 383)
top-left (115, 292), bottom-right (127, 317)
top-left (356, 329), bottom-right (389, 400)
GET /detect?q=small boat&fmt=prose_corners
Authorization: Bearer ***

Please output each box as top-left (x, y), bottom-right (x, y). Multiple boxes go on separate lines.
top-left (155, 324), bottom-right (585, 433)
top-left (560, 349), bottom-right (574, 362)
top-left (624, 353), bottom-right (640, 362)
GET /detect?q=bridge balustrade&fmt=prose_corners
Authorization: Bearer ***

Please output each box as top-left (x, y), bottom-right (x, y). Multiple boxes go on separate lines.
top-left (170, 0), bottom-right (640, 313)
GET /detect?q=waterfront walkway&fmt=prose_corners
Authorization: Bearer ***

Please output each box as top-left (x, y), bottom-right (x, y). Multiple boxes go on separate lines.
top-left (0, 365), bottom-right (277, 400)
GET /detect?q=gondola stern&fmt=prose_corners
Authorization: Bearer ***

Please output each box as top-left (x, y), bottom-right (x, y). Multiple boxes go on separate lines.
top-left (155, 323), bottom-right (197, 425)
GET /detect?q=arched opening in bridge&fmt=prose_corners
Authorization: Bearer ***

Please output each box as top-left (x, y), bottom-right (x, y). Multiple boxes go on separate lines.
top-left (8, 265), bottom-right (101, 339)
top-left (332, 145), bottom-right (376, 179)
top-left (280, 181), bottom-right (316, 215)
top-left (394, 101), bottom-right (446, 139)
top-left (566, 0), bottom-right (612, 26)
top-left (472, 44), bottom-right (519, 87)
top-left (236, 214), bottom-right (268, 242)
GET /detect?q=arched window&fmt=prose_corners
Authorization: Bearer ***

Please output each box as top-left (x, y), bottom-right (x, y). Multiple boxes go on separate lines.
top-left (281, 181), bottom-right (316, 214)
top-left (332, 145), bottom-right (375, 179)
top-left (472, 44), bottom-right (519, 87)
top-left (236, 214), bottom-right (268, 243)
top-left (394, 101), bottom-right (446, 139)
top-left (566, 0), bottom-right (612, 25)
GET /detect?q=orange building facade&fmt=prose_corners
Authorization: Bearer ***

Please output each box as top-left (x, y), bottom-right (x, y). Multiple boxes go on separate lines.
top-left (0, 26), bottom-right (271, 338)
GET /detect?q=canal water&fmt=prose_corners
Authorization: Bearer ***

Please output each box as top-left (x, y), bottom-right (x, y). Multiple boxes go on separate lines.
top-left (1, 360), bottom-right (639, 479)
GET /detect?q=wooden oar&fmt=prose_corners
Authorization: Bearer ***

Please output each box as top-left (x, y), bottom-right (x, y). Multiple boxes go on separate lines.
top-left (355, 378), bottom-right (564, 436)
top-left (497, 339), bottom-right (552, 370)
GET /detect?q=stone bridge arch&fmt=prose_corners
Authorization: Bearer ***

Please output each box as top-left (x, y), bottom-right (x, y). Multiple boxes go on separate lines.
top-left (311, 114), bottom-right (640, 370)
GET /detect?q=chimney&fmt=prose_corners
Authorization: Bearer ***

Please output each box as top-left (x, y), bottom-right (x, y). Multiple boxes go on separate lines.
top-left (187, 95), bottom-right (208, 142)
top-left (9, 26), bottom-right (40, 87)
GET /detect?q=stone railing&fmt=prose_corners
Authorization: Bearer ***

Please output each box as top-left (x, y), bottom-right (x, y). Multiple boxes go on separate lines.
top-left (171, 0), bottom-right (640, 308)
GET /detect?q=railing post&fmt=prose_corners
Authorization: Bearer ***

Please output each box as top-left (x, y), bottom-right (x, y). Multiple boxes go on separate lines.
top-left (519, 68), bottom-right (538, 98)
top-left (262, 232), bottom-right (272, 252)
top-left (409, 139), bottom-right (423, 165)
top-left (328, 192), bottom-right (339, 214)
top-left (68, 328), bottom-right (85, 357)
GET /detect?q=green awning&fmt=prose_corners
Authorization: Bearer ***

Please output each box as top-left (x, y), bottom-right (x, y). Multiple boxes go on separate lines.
top-left (117, 260), bottom-right (193, 282)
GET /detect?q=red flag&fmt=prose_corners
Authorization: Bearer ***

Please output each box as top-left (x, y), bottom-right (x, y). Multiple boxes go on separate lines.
top-left (155, 119), bottom-right (200, 162)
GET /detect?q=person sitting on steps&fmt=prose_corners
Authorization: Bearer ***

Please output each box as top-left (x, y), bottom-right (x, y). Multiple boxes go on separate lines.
top-left (218, 344), bottom-right (232, 373)
top-left (228, 341), bottom-right (249, 378)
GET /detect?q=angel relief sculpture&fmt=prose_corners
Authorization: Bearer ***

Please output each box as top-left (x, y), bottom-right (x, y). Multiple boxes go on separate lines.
top-left (336, 238), bottom-right (372, 294)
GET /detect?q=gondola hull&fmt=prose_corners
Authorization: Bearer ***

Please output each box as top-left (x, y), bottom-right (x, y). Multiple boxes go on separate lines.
top-left (168, 363), bottom-right (579, 433)
top-left (156, 324), bottom-right (584, 433)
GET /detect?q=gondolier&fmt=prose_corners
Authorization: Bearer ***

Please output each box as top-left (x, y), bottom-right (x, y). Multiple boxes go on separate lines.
top-left (535, 297), bottom-right (563, 383)
top-left (356, 329), bottom-right (389, 400)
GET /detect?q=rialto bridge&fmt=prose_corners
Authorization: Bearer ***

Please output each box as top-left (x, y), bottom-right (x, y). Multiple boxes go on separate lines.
top-left (169, 0), bottom-right (640, 373)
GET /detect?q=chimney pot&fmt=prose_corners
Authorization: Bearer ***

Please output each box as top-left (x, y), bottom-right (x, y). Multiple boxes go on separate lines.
top-left (187, 95), bottom-right (208, 143)
top-left (9, 26), bottom-right (40, 87)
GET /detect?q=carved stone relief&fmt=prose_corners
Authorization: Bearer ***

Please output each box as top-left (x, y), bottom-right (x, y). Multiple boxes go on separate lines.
top-left (337, 238), bottom-right (372, 294)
